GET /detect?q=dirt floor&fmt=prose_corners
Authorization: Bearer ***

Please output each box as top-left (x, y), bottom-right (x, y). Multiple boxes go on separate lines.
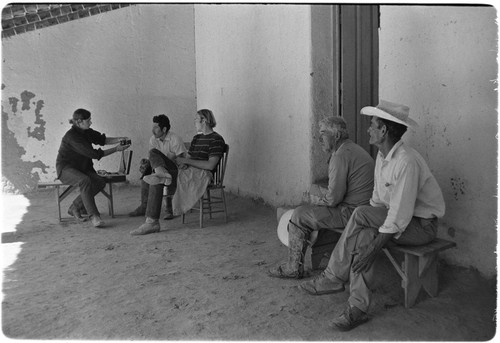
top-left (1, 185), bottom-right (497, 341)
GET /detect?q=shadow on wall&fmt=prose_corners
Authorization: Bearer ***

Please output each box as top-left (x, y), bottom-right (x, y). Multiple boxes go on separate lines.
top-left (2, 87), bottom-right (49, 193)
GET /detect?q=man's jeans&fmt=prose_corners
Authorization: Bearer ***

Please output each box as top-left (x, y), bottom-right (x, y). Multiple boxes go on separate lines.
top-left (59, 167), bottom-right (106, 216)
top-left (145, 148), bottom-right (179, 220)
top-left (289, 204), bottom-right (353, 245)
top-left (323, 205), bottom-right (438, 312)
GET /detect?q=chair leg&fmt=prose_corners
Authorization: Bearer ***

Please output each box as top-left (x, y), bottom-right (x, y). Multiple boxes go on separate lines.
top-left (221, 189), bottom-right (227, 223)
top-left (56, 186), bottom-right (62, 222)
top-left (199, 196), bottom-right (204, 228)
top-left (108, 183), bottom-right (114, 218)
top-left (207, 189), bottom-right (212, 219)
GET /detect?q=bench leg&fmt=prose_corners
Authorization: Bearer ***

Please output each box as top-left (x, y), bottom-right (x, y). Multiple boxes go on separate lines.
top-left (420, 254), bottom-right (439, 298)
top-left (56, 186), bottom-right (62, 222)
top-left (402, 253), bottom-right (439, 308)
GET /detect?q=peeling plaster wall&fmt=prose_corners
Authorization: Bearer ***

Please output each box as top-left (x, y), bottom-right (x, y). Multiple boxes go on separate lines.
top-left (379, 6), bottom-right (498, 277)
top-left (2, 4), bottom-right (196, 193)
top-left (194, 5), bottom-right (313, 206)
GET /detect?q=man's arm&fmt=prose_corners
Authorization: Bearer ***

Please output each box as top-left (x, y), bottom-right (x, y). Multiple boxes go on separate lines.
top-left (316, 153), bottom-right (348, 207)
top-left (176, 155), bottom-right (221, 171)
top-left (105, 136), bottom-right (129, 145)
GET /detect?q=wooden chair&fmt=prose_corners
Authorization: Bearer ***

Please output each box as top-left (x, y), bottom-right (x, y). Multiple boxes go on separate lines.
top-left (182, 144), bottom-right (229, 228)
top-left (38, 150), bottom-right (133, 221)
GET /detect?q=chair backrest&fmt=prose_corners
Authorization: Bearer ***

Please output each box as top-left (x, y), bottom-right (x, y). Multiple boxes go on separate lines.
top-left (212, 144), bottom-right (229, 186)
top-left (118, 150), bottom-right (133, 175)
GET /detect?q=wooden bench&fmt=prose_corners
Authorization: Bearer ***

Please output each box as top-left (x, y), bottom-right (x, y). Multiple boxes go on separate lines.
top-left (38, 151), bottom-right (132, 222)
top-left (311, 228), bottom-right (456, 308)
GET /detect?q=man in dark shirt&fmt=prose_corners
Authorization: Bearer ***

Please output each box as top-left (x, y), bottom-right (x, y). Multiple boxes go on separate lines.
top-left (268, 116), bottom-right (374, 279)
top-left (56, 108), bottom-right (130, 228)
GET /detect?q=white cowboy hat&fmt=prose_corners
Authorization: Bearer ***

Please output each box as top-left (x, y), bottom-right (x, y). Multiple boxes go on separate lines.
top-left (360, 100), bottom-right (418, 128)
top-left (277, 209), bottom-right (294, 247)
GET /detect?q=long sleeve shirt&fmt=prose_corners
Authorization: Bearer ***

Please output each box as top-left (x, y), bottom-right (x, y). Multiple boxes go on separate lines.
top-left (370, 141), bottom-right (446, 239)
top-left (318, 139), bottom-right (375, 208)
top-left (56, 126), bottom-right (106, 177)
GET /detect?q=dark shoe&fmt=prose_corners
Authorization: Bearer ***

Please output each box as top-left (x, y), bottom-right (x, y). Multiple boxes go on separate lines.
top-left (68, 205), bottom-right (87, 222)
top-left (130, 221), bottom-right (160, 236)
top-left (299, 272), bottom-right (345, 295)
top-left (268, 264), bottom-right (303, 279)
top-left (331, 304), bottom-right (370, 331)
top-left (128, 206), bottom-right (146, 217)
top-left (163, 213), bottom-right (174, 220)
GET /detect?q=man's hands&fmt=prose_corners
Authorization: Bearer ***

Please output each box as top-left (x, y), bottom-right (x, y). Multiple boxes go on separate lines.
top-left (116, 143), bottom-right (130, 151)
top-left (351, 243), bottom-right (379, 274)
top-left (139, 158), bottom-right (151, 174)
top-left (351, 232), bottom-right (394, 274)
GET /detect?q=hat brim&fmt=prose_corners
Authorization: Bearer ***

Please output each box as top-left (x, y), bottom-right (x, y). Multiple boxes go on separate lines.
top-left (277, 209), bottom-right (294, 247)
top-left (361, 106), bottom-right (418, 128)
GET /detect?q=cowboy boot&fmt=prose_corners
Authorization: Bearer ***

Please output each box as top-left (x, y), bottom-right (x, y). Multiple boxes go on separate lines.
top-left (268, 222), bottom-right (309, 279)
top-left (163, 196), bottom-right (174, 220)
top-left (129, 181), bottom-right (149, 216)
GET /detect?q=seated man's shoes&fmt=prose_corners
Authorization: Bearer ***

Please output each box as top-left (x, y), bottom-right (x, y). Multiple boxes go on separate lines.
top-left (299, 272), bottom-right (345, 295)
top-left (68, 205), bottom-right (87, 222)
top-left (130, 221), bottom-right (160, 235)
top-left (331, 304), bottom-right (370, 331)
top-left (128, 205), bottom-right (146, 217)
top-left (91, 215), bottom-right (105, 228)
top-left (268, 264), bottom-right (303, 279)
top-left (143, 174), bottom-right (172, 186)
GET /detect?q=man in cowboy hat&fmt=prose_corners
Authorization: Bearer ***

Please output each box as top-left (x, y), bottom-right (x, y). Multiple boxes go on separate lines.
top-left (268, 116), bottom-right (374, 279)
top-left (299, 100), bottom-right (445, 331)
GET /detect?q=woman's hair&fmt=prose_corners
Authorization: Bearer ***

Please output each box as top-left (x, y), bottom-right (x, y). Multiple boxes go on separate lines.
top-left (375, 117), bottom-right (408, 143)
top-left (319, 116), bottom-right (349, 140)
top-left (153, 114), bottom-right (171, 132)
top-left (198, 109), bottom-right (216, 128)
top-left (69, 108), bottom-right (91, 124)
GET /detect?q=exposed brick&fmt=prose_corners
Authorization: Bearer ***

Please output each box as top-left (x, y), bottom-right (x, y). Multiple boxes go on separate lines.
top-left (49, 5), bottom-right (61, 9)
top-left (25, 4), bottom-right (38, 14)
top-left (2, 18), bottom-right (14, 30)
top-left (47, 17), bottom-right (58, 26)
top-left (120, 4), bottom-right (131, 8)
top-left (70, 4), bottom-right (84, 12)
top-left (13, 16), bottom-right (28, 26)
top-left (89, 7), bottom-right (100, 16)
top-left (67, 12), bottom-right (79, 21)
top-left (2, 6), bottom-right (13, 20)
top-left (99, 4), bottom-right (111, 12)
top-left (50, 8), bottom-right (62, 17)
top-left (11, 5), bottom-right (26, 18)
top-left (25, 13), bottom-right (40, 23)
top-left (111, 4), bottom-right (120, 10)
top-left (37, 4), bottom-right (51, 12)
top-left (60, 5), bottom-right (72, 15)
top-left (56, 15), bottom-right (69, 24)
top-left (77, 9), bottom-right (90, 18)
top-left (14, 25), bottom-right (26, 34)
top-left (83, 4), bottom-right (97, 8)
top-left (25, 23), bottom-right (36, 32)
top-left (2, 28), bottom-right (15, 38)
top-left (38, 10), bottom-right (51, 20)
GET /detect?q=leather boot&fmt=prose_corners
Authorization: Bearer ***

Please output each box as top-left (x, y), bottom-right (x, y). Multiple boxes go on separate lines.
top-left (128, 181), bottom-right (149, 216)
top-left (163, 196), bottom-right (174, 220)
top-left (268, 221), bottom-right (308, 279)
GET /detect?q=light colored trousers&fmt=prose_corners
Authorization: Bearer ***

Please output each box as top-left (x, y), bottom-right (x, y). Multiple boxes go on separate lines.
top-left (323, 205), bottom-right (438, 312)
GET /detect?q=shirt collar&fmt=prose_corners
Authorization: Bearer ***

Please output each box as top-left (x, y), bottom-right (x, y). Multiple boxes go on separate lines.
top-left (382, 140), bottom-right (404, 161)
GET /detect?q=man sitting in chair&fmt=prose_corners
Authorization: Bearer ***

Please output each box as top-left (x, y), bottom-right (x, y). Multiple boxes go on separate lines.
top-left (268, 116), bottom-right (374, 279)
top-left (56, 108), bottom-right (131, 228)
top-left (129, 114), bottom-right (187, 232)
top-left (131, 109), bottom-right (225, 235)
top-left (299, 100), bottom-right (445, 331)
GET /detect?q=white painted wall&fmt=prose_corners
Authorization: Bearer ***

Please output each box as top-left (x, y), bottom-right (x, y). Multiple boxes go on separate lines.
top-left (194, 4), bottom-right (314, 206)
top-left (2, 4), bottom-right (196, 191)
top-left (379, 6), bottom-right (498, 277)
